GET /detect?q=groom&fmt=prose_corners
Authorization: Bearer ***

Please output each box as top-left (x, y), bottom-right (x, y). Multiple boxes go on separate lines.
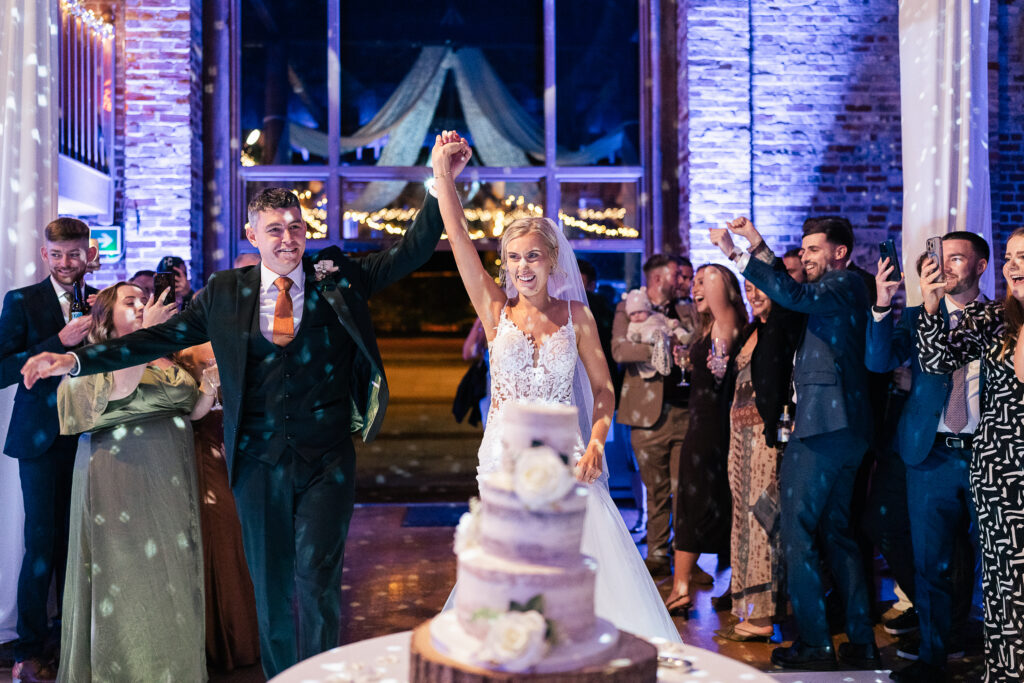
top-left (21, 163), bottom-right (465, 676)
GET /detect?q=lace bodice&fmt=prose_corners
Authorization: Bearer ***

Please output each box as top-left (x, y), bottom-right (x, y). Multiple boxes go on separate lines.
top-left (478, 303), bottom-right (582, 476)
top-left (488, 304), bottom-right (577, 414)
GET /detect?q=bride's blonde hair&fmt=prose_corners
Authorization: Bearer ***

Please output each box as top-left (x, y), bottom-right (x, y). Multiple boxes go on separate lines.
top-left (498, 217), bottom-right (561, 289)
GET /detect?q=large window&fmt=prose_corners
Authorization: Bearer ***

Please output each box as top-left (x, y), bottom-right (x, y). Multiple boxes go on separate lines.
top-left (234, 0), bottom-right (650, 264)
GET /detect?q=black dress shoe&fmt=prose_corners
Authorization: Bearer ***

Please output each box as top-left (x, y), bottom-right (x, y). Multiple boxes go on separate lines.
top-left (890, 660), bottom-right (947, 682)
top-left (838, 641), bottom-right (881, 669)
top-left (770, 642), bottom-right (837, 670)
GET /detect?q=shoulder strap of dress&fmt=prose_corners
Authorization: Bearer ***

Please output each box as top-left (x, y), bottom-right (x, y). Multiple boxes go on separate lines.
top-left (567, 299), bottom-right (573, 325)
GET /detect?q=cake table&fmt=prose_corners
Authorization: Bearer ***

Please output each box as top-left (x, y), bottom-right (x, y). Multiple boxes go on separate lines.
top-left (270, 630), bottom-right (776, 683)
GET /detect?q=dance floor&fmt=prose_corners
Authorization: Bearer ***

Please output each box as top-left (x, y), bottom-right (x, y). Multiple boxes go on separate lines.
top-left (0, 339), bottom-right (987, 681)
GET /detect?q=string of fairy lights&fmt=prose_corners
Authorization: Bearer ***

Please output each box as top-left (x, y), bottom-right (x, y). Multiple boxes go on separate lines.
top-left (341, 194), bottom-right (640, 240)
top-left (60, 0), bottom-right (114, 39)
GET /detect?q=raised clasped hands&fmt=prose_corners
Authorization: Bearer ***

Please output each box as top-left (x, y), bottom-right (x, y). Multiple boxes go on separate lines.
top-left (575, 442), bottom-right (604, 485)
top-left (874, 256), bottom-right (903, 308)
top-left (431, 130), bottom-right (472, 181)
top-left (710, 216), bottom-right (763, 258)
top-left (919, 256), bottom-right (946, 315)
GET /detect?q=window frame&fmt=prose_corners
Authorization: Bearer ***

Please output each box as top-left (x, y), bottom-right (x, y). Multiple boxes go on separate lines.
top-left (230, 0), bottom-right (658, 259)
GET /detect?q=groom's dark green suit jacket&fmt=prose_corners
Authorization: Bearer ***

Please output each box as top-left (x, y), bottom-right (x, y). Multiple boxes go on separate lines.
top-left (74, 196), bottom-right (444, 480)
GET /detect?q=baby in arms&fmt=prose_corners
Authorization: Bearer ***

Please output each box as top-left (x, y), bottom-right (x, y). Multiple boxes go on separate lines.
top-left (624, 287), bottom-right (687, 378)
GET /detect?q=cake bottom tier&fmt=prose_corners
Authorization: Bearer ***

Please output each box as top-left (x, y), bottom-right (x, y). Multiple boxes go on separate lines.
top-left (417, 616), bottom-right (657, 682)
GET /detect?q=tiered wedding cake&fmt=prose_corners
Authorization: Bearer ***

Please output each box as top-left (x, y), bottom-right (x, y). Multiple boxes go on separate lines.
top-left (410, 402), bottom-right (657, 682)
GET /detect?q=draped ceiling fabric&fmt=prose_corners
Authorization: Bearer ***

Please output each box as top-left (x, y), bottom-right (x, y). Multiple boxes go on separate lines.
top-left (288, 47), bottom-right (624, 211)
top-left (0, 0), bottom-right (60, 642)
top-left (899, 0), bottom-right (993, 305)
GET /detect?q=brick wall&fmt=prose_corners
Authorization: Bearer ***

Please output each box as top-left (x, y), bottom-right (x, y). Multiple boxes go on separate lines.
top-left (678, 0), bottom-right (903, 269)
top-left (678, 1), bottom-right (1024, 279)
top-left (990, 1), bottom-right (1024, 256)
top-left (85, 0), bottom-right (200, 290)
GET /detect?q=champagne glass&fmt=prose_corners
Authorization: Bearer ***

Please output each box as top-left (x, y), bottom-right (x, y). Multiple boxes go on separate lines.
top-left (710, 337), bottom-right (729, 378)
top-left (674, 343), bottom-right (691, 387)
top-left (202, 359), bottom-right (221, 410)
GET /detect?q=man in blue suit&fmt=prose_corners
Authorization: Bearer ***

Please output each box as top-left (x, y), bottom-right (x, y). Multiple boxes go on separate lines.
top-left (866, 232), bottom-right (987, 682)
top-left (0, 218), bottom-right (97, 683)
top-left (712, 216), bottom-right (878, 671)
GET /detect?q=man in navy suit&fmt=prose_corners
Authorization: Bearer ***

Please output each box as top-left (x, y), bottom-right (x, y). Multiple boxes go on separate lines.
top-left (0, 218), bottom-right (97, 683)
top-left (866, 232), bottom-right (988, 682)
top-left (21, 147), bottom-right (467, 677)
top-left (712, 216), bottom-right (878, 671)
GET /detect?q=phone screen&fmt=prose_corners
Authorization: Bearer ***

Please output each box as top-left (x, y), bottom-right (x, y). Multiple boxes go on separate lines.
top-left (153, 272), bottom-right (175, 302)
top-left (879, 239), bottom-right (902, 282)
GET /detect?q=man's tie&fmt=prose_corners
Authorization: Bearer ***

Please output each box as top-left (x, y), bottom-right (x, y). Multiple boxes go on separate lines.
top-left (272, 276), bottom-right (294, 346)
top-left (945, 309), bottom-right (968, 434)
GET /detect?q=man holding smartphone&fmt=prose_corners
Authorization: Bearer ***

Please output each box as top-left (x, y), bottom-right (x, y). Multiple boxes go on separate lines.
top-left (866, 232), bottom-right (988, 682)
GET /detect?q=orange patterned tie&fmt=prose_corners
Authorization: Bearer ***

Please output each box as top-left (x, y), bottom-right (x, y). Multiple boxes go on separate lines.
top-left (272, 276), bottom-right (294, 346)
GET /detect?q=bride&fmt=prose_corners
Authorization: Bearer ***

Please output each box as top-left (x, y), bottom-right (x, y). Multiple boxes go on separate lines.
top-left (433, 131), bottom-right (681, 643)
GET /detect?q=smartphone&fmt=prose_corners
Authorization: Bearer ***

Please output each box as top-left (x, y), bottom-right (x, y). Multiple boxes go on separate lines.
top-left (878, 239), bottom-right (902, 282)
top-left (925, 236), bottom-right (944, 274)
top-left (153, 271), bottom-right (175, 303)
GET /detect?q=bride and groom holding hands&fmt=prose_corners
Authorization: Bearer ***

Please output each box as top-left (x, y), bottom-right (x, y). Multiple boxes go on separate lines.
top-left (20, 132), bottom-right (680, 679)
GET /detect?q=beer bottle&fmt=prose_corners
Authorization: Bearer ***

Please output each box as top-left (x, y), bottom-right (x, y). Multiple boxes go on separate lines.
top-left (70, 279), bottom-right (90, 319)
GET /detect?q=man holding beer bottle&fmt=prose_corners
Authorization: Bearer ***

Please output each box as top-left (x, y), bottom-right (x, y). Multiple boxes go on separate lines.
top-left (0, 218), bottom-right (96, 682)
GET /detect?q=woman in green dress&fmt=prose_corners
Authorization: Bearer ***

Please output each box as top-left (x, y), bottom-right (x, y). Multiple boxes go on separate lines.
top-left (56, 282), bottom-right (218, 682)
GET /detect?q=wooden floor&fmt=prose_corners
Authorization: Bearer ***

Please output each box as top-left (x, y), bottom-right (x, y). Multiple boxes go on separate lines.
top-left (0, 502), bottom-right (988, 682)
top-left (202, 502), bottom-right (985, 683)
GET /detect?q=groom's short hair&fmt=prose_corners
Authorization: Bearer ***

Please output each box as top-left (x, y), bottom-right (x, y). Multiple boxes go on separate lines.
top-left (247, 188), bottom-right (301, 228)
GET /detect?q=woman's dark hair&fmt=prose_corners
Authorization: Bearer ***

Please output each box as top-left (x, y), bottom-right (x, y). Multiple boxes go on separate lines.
top-left (696, 263), bottom-right (748, 336)
top-left (87, 282), bottom-right (140, 344)
top-left (999, 227), bottom-right (1024, 361)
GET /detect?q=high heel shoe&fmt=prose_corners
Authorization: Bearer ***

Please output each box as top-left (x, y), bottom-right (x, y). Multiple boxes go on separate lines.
top-left (665, 595), bottom-right (692, 617)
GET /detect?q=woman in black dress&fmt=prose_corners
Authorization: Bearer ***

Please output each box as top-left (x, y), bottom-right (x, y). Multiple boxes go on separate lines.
top-left (663, 264), bottom-right (746, 616)
top-left (917, 228), bottom-right (1024, 681)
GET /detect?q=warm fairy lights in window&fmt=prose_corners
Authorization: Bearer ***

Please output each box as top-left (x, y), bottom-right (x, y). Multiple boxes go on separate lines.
top-left (60, 0), bottom-right (114, 39)
top-left (342, 194), bottom-right (637, 239)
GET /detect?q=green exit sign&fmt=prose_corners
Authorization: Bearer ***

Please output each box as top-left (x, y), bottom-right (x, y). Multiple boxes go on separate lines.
top-left (91, 227), bottom-right (122, 257)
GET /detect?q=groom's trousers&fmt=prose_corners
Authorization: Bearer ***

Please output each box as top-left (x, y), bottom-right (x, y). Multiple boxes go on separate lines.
top-left (232, 441), bottom-right (357, 678)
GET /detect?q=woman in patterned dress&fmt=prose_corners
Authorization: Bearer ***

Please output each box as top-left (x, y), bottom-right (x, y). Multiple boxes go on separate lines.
top-left (916, 228), bottom-right (1024, 681)
top-left (715, 280), bottom-right (803, 641)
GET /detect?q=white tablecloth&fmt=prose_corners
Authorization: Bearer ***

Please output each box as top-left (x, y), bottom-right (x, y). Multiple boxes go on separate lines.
top-left (271, 631), bottom-right (775, 683)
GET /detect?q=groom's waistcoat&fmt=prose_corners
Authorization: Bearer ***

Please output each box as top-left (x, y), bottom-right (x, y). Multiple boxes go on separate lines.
top-left (236, 285), bottom-right (353, 465)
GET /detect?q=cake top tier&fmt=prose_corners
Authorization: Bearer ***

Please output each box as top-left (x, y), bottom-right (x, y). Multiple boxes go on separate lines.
top-left (499, 402), bottom-right (580, 474)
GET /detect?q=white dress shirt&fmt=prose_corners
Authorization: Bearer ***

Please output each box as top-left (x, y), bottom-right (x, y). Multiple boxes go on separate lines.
top-left (50, 275), bottom-right (71, 323)
top-left (258, 263), bottom-right (305, 343)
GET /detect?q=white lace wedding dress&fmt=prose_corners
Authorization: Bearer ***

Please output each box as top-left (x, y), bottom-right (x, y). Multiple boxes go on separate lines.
top-left (474, 303), bottom-right (681, 643)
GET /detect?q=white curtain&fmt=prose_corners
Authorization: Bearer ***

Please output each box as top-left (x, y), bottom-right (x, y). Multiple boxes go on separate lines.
top-left (899, 0), bottom-right (992, 304)
top-left (288, 47), bottom-right (625, 211)
top-left (0, 0), bottom-right (60, 642)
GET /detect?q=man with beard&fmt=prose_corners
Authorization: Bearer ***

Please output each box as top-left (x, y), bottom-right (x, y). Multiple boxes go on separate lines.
top-left (0, 218), bottom-right (97, 683)
top-left (866, 232), bottom-right (988, 682)
top-left (711, 216), bottom-right (878, 672)
top-left (612, 255), bottom-right (700, 576)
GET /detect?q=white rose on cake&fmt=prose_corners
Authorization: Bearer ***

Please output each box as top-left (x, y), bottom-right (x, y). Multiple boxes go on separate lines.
top-left (513, 446), bottom-right (575, 509)
top-left (454, 497), bottom-right (482, 553)
top-left (480, 610), bottom-right (549, 672)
